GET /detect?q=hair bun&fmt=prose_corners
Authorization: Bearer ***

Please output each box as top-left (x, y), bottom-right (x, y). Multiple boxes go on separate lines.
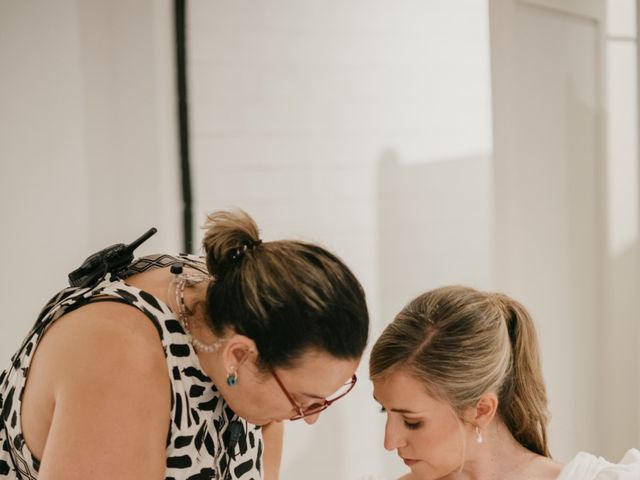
top-left (202, 209), bottom-right (262, 275)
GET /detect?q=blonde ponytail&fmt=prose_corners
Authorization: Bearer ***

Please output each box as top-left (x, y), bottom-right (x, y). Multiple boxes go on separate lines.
top-left (497, 296), bottom-right (549, 456)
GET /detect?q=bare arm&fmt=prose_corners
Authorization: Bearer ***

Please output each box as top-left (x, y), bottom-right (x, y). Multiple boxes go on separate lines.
top-left (34, 303), bottom-right (171, 480)
top-left (262, 421), bottom-right (284, 480)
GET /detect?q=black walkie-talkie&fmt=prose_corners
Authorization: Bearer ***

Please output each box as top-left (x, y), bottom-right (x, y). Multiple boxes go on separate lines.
top-left (68, 227), bottom-right (158, 288)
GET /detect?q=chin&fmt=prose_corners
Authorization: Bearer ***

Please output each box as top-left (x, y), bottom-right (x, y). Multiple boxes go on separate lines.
top-left (236, 413), bottom-right (271, 426)
top-left (251, 418), bottom-right (272, 427)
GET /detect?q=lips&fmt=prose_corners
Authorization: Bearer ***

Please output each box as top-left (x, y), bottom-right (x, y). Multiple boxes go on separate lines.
top-left (401, 457), bottom-right (419, 467)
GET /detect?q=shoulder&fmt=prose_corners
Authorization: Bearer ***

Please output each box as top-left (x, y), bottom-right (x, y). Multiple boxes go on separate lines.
top-left (47, 298), bottom-right (164, 343)
top-left (529, 455), bottom-right (563, 478)
top-left (37, 300), bottom-right (168, 392)
top-left (31, 301), bottom-right (172, 478)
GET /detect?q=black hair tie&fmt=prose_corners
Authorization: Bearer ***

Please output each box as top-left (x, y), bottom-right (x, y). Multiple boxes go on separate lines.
top-left (228, 239), bottom-right (263, 262)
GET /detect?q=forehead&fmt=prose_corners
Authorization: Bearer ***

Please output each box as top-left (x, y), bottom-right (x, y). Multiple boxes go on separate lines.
top-left (278, 350), bottom-right (359, 395)
top-left (373, 369), bottom-right (448, 412)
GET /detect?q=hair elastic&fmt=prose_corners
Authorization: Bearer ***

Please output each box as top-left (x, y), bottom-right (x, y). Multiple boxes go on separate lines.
top-left (229, 239), bottom-right (262, 260)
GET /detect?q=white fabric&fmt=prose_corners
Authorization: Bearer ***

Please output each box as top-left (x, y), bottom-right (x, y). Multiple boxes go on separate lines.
top-left (355, 449), bottom-right (640, 480)
top-left (557, 449), bottom-right (640, 480)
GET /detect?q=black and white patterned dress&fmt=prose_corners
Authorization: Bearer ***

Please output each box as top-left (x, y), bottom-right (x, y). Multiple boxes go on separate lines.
top-left (0, 254), bottom-right (263, 480)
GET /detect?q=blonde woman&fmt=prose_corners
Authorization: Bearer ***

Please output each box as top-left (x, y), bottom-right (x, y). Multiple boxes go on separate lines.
top-left (370, 286), bottom-right (639, 480)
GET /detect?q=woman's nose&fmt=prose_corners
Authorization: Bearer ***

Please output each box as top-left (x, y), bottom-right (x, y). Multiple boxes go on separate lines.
top-left (383, 419), bottom-right (405, 451)
top-left (303, 412), bottom-right (321, 425)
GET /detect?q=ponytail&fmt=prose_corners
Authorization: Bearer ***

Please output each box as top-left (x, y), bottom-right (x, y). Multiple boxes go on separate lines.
top-left (498, 296), bottom-right (550, 456)
top-left (202, 209), bottom-right (261, 277)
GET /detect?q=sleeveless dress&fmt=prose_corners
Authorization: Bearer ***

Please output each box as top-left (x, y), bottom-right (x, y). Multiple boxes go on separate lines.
top-left (0, 254), bottom-right (263, 480)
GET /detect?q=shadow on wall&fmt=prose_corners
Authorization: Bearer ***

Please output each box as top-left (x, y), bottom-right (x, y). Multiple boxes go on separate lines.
top-left (376, 149), bottom-right (494, 327)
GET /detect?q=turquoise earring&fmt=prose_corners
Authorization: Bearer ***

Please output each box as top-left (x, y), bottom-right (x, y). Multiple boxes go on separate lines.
top-left (227, 371), bottom-right (238, 387)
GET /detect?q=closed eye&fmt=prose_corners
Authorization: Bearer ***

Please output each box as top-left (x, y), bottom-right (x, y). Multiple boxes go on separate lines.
top-left (379, 406), bottom-right (422, 429)
top-left (404, 420), bottom-right (423, 430)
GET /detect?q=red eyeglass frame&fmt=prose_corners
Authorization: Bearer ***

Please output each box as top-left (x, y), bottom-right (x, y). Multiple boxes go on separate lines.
top-left (269, 367), bottom-right (357, 421)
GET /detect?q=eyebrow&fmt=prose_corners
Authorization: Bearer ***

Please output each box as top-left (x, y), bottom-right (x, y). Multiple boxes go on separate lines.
top-left (390, 407), bottom-right (420, 414)
top-left (301, 392), bottom-right (325, 400)
top-left (372, 394), bottom-right (421, 414)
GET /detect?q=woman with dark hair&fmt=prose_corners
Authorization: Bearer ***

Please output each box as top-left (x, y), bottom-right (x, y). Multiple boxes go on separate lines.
top-left (0, 209), bottom-right (369, 480)
top-left (370, 286), bottom-right (639, 480)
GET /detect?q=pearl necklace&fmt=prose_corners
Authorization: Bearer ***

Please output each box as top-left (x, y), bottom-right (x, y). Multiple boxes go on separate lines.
top-left (171, 272), bottom-right (223, 354)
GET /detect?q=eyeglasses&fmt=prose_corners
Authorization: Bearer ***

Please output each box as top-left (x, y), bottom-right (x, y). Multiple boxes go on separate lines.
top-left (269, 367), bottom-right (357, 421)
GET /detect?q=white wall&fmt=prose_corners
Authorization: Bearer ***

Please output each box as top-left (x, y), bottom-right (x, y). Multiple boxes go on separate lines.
top-left (490, 0), bottom-right (602, 459)
top-left (187, 2), bottom-right (492, 478)
top-left (489, 0), bottom-right (640, 462)
top-left (1, 0), bottom-right (89, 360)
top-left (0, 0), bottom-right (179, 363)
top-left (4, 1), bottom-right (638, 479)
top-left (378, 153), bottom-right (493, 325)
top-left (600, 0), bottom-right (640, 459)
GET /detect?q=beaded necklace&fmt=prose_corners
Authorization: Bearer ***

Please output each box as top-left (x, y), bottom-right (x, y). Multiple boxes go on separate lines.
top-left (169, 265), bottom-right (223, 353)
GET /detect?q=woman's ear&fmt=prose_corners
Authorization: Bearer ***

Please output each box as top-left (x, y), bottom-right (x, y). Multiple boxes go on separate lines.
top-left (222, 334), bottom-right (257, 371)
top-left (469, 393), bottom-right (499, 429)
